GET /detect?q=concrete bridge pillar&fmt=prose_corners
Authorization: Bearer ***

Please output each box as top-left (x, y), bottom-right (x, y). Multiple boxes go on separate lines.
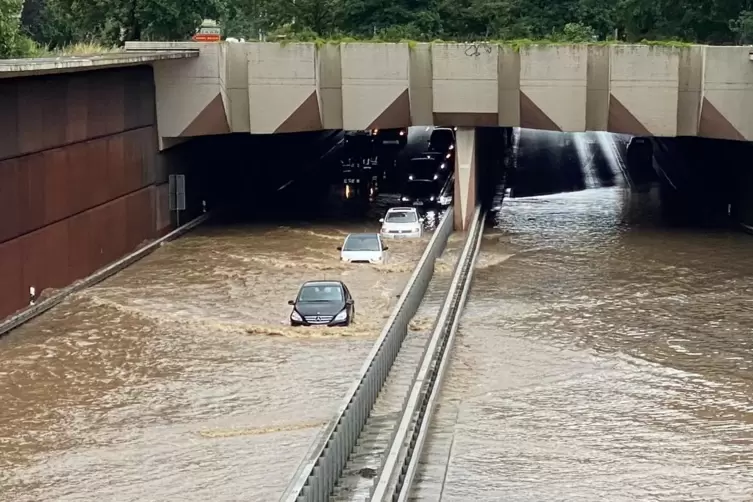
top-left (453, 127), bottom-right (477, 231)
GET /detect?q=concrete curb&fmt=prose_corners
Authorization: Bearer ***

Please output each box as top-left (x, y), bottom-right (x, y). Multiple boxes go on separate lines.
top-left (0, 213), bottom-right (211, 338)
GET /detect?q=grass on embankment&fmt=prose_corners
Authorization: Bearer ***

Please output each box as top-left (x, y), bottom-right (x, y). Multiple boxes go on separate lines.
top-left (12, 41), bottom-right (121, 59)
top-left (34, 41), bottom-right (121, 57)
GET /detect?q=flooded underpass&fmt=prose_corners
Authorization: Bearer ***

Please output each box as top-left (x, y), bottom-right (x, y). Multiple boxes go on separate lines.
top-left (0, 159), bottom-right (434, 500)
top-left (412, 186), bottom-right (753, 501)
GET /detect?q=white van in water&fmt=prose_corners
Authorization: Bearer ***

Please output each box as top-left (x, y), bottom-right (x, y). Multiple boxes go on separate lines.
top-left (379, 207), bottom-right (424, 238)
top-left (337, 233), bottom-right (388, 264)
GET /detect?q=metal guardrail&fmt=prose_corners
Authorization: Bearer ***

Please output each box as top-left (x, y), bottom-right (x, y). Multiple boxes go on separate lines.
top-left (0, 212), bottom-right (211, 338)
top-left (280, 206), bottom-right (456, 502)
top-left (371, 205), bottom-right (485, 501)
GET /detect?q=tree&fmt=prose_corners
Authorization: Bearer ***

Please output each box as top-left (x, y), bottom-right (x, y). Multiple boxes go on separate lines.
top-left (730, 10), bottom-right (753, 43)
top-left (25, 0), bottom-right (221, 48)
top-left (9, 0), bottom-right (753, 51)
top-left (1, 0), bottom-right (34, 57)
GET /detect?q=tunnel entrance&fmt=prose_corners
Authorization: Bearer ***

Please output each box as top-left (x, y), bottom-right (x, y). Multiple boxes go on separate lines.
top-left (498, 128), bottom-right (753, 232)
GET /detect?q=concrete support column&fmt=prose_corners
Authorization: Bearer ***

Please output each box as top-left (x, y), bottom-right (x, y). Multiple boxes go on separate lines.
top-left (453, 127), bottom-right (477, 231)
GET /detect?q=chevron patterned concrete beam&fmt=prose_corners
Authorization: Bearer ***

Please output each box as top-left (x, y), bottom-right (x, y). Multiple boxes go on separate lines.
top-left (122, 42), bottom-right (753, 146)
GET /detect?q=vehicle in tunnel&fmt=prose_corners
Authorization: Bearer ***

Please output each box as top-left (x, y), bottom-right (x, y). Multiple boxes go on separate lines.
top-left (343, 131), bottom-right (377, 167)
top-left (338, 233), bottom-right (389, 264)
top-left (437, 175), bottom-right (454, 206)
top-left (428, 127), bottom-right (456, 155)
top-left (371, 128), bottom-right (408, 148)
top-left (288, 280), bottom-right (355, 326)
top-left (401, 179), bottom-right (441, 207)
top-left (379, 207), bottom-right (424, 238)
top-left (407, 154), bottom-right (450, 183)
top-left (342, 167), bottom-right (380, 202)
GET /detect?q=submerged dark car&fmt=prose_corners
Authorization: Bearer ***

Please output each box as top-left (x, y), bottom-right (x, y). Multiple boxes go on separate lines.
top-left (407, 155), bottom-right (450, 182)
top-left (401, 179), bottom-right (440, 207)
top-left (288, 280), bottom-right (355, 326)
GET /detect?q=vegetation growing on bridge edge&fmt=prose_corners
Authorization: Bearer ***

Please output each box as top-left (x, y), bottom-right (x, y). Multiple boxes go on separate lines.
top-left (2, 0), bottom-right (751, 59)
top-left (276, 36), bottom-right (693, 51)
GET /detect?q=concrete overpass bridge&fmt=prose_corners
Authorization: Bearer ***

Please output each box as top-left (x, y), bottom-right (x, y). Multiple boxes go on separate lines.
top-left (122, 41), bottom-right (753, 142)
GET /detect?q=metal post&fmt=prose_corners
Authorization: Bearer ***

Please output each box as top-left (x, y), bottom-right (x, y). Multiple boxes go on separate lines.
top-left (169, 174), bottom-right (186, 229)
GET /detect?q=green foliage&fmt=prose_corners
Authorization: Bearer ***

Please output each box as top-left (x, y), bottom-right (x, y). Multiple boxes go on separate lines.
top-left (234, 0), bottom-right (753, 45)
top-left (5, 0), bottom-right (753, 58)
top-left (0, 0), bottom-right (34, 57)
top-left (730, 10), bottom-right (753, 44)
top-left (17, 0), bottom-right (221, 49)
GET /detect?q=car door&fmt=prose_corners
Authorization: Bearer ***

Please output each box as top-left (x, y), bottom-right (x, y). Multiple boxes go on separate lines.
top-left (343, 285), bottom-right (355, 318)
top-left (378, 235), bottom-right (389, 264)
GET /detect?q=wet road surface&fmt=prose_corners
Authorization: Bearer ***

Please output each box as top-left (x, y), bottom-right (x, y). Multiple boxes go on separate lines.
top-left (0, 190), bottom-right (431, 501)
top-left (412, 186), bottom-right (753, 501)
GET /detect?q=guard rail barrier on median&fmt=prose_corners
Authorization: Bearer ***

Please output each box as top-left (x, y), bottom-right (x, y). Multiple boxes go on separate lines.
top-left (0, 212), bottom-right (211, 338)
top-left (371, 204), bottom-right (485, 501)
top-left (280, 206), bottom-right (456, 502)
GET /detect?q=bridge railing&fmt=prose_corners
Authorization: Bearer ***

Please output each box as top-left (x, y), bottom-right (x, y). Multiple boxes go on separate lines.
top-left (280, 206), bottom-right (455, 502)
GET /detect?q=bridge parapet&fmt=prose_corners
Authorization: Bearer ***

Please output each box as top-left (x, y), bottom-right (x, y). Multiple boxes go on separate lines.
top-left (123, 41), bottom-right (753, 144)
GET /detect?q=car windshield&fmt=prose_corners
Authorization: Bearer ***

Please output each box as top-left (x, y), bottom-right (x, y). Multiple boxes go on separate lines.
top-left (429, 130), bottom-right (454, 150)
top-left (408, 159), bottom-right (439, 178)
top-left (343, 234), bottom-right (381, 251)
top-left (298, 284), bottom-right (343, 302)
top-left (385, 211), bottom-right (418, 223)
top-left (405, 181), bottom-right (436, 197)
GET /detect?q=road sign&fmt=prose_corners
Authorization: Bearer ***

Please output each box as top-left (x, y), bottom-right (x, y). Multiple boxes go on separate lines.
top-left (192, 33), bottom-right (221, 42)
top-left (169, 174), bottom-right (186, 226)
top-left (169, 174), bottom-right (186, 211)
top-left (193, 23), bottom-right (221, 42)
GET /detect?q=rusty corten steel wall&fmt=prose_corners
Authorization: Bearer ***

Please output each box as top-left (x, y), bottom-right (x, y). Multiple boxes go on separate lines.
top-left (0, 65), bottom-right (160, 319)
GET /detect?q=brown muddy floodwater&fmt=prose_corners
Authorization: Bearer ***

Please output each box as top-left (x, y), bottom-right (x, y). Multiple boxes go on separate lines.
top-left (413, 186), bottom-right (753, 501)
top-left (0, 211), bottom-right (428, 501)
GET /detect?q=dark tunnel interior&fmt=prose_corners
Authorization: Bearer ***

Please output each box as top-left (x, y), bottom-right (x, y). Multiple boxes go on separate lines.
top-left (160, 131), bottom-right (350, 225)
top-left (158, 127), bottom-right (753, 232)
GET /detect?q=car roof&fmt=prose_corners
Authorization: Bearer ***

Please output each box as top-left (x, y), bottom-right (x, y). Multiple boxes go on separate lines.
top-left (302, 280), bottom-right (344, 288)
top-left (387, 207), bottom-right (418, 213)
top-left (345, 232), bottom-right (379, 238)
